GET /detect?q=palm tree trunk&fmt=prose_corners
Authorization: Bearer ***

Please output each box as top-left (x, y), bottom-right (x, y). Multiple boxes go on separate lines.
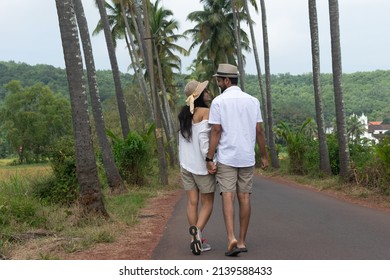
top-left (244, 0), bottom-right (268, 141)
top-left (142, 0), bottom-right (168, 185)
top-left (328, 0), bottom-right (351, 179)
top-left (260, 0), bottom-right (279, 168)
top-left (55, 0), bottom-right (107, 216)
top-left (308, 0), bottom-right (331, 175)
top-left (153, 42), bottom-right (177, 167)
top-left (73, 0), bottom-right (126, 193)
top-left (231, 0), bottom-right (245, 91)
top-left (119, 0), bottom-right (154, 120)
top-left (96, 0), bottom-right (130, 139)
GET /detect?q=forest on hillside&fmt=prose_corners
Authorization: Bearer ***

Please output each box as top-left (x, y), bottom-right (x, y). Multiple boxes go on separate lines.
top-left (1, 61), bottom-right (389, 129)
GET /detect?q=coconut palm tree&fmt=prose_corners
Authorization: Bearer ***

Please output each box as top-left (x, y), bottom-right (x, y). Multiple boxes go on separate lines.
top-left (308, 0), bottom-right (331, 175)
top-left (95, 0), bottom-right (130, 139)
top-left (73, 0), bottom-right (126, 193)
top-left (142, 0), bottom-right (168, 184)
top-left (328, 0), bottom-right (351, 179)
top-left (55, 0), bottom-right (107, 215)
top-left (347, 114), bottom-right (366, 145)
top-left (184, 0), bottom-right (250, 88)
top-left (242, 0), bottom-right (268, 141)
top-left (259, 0), bottom-right (279, 169)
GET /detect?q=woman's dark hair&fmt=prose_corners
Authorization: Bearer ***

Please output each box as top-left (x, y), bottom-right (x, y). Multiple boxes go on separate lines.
top-left (178, 91), bottom-right (208, 141)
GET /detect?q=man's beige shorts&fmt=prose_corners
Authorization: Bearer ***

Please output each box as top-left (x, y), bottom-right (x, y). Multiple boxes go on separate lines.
top-left (181, 167), bottom-right (216, 193)
top-left (216, 163), bottom-right (254, 193)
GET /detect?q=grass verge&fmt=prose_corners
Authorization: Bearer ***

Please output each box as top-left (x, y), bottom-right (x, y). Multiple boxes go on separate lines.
top-left (0, 162), bottom-right (181, 260)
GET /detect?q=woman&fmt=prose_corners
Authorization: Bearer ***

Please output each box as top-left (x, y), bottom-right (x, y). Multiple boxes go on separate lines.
top-left (178, 80), bottom-right (216, 255)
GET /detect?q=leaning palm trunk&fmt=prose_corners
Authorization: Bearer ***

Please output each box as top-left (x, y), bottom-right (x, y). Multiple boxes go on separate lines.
top-left (153, 43), bottom-right (177, 166)
top-left (244, 0), bottom-right (268, 140)
top-left (96, 0), bottom-right (130, 139)
top-left (260, 0), bottom-right (279, 168)
top-left (55, 0), bottom-right (107, 216)
top-left (328, 0), bottom-right (351, 179)
top-left (73, 0), bottom-right (126, 193)
top-left (119, 0), bottom-right (154, 120)
top-left (142, 0), bottom-right (168, 184)
top-left (231, 0), bottom-right (245, 90)
top-left (308, 0), bottom-right (331, 175)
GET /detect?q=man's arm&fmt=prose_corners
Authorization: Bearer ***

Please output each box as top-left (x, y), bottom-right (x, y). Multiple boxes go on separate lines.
top-left (206, 124), bottom-right (222, 173)
top-left (256, 122), bottom-right (269, 170)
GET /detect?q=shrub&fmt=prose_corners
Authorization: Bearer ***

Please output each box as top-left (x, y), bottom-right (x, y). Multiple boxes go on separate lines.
top-left (277, 119), bottom-right (312, 175)
top-left (108, 129), bottom-right (151, 185)
top-left (32, 136), bottom-right (78, 205)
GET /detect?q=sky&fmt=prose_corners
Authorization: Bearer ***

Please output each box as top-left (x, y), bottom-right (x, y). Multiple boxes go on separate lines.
top-left (1, 0), bottom-right (389, 75)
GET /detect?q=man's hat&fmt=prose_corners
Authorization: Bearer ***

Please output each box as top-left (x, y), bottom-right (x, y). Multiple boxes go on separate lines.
top-left (213, 63), bottom-right (239, 78)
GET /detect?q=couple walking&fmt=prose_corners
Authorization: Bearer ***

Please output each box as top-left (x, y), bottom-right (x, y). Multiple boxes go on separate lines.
top-left (178, 63), bottom-right (269, 257)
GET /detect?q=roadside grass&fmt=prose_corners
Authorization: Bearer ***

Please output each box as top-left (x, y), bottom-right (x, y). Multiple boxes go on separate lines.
top-left (0, 160), bottom-right (181, 259)
top-left (262, 158), bottom-right (390, 209)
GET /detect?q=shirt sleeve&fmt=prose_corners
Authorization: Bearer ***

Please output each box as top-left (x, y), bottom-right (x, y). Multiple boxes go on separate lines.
top-left (198, 124), bottom-right (211, 159)
top-left (208, 99), bottom-right (220, 125)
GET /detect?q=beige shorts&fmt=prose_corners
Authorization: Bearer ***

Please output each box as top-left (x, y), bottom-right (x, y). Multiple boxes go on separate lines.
top-left (216, 163), bottom-right (254, 193)
top-left (181, 167), bottom-right (216, 193)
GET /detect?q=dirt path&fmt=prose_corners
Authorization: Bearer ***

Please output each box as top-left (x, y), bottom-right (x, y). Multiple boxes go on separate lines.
top-left (61, 189), bottom-right (184, 260)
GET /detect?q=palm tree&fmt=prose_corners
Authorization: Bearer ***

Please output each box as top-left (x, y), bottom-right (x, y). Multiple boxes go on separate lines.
top-left (149, 0), bottom-right (188, 166)
top-left (231, 0), bottom-right (245, 90)
top-left (95, 0), bottom-right (130, 139)
top-left (242, 0), bottom-right (268, 141)
top-left (328, 0), bottom-right (351, 179)
top-left (185, 0), bottom-right (250, 87)
top-left (142, 0), bottom-right (168, 185)
top-left (73, 0), bottom-right (126, 193)
top-left (55, 0), bottom-right (107, 215)
top-left (347, 114), bottom-right (366, 144)
top-left (259, 0), bottom-right (279, 169)
top-left (308, 0), bottom-right (331, 175)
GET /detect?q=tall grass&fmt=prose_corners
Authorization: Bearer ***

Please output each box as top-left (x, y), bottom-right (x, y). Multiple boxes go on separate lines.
top-left (0, 160), bottom-right (181, 259)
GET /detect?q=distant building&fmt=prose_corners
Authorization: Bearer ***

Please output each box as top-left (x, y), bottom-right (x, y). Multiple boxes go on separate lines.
top-left (325, 113), bottom-right (389, 144)
top-left (368, 120), bottom-right (390, 141)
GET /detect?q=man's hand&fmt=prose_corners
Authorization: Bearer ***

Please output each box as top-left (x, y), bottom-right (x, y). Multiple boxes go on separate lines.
top-left (207, 161), bottom-right (217, 174)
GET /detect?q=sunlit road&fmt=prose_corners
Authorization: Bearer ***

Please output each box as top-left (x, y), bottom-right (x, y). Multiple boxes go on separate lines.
top-left (152, 175), bottom-right (390, 260)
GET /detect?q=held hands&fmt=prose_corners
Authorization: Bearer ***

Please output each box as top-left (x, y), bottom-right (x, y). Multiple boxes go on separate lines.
top-left (207, 161), bottom-right (217, 174)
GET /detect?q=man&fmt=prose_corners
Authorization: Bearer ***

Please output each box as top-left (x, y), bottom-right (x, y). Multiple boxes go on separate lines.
top-left (206, 63), bottom-right (268, 257)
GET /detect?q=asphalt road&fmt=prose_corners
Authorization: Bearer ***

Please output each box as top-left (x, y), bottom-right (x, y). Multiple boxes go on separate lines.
top-left (152, 175), bottom-right (390, 260)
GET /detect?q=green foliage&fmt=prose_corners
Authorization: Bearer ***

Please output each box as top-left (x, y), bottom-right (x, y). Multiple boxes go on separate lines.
top-left (0, 81), bottom-right (72, 162)
top-left (277, 118), bottom-right (313, 175)
top-left (108, 126), bottom-right (154, 185)
top-left (351, 137), bottom-right (390, 194)
top-left (326, 134), bottom-right (340, 175)
top-left (0, 175), bottom-right (46, 229)
top-left (32, 136), bottom-right (78, 206)
top-left (0, 61), bottom-right (134, 101)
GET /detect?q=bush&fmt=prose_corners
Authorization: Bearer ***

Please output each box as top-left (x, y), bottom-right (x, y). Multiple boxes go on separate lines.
top-left (0, 175), bottom-right (47, 228)
top-left (326, 134), bottom-right (340, 175)
top-left (32, 136), bottom-right (78, 205)
top-left (109, 130), bottom-right (151, 185)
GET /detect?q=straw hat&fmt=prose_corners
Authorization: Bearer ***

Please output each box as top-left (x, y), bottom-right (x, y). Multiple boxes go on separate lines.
top-left (184, 80), bottom-right (209, 114)
top-left (212, 63), bottom-right (239, 78)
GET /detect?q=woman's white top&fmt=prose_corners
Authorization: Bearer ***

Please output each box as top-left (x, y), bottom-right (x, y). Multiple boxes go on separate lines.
top-left (178, 120), bottom-right (211, 175)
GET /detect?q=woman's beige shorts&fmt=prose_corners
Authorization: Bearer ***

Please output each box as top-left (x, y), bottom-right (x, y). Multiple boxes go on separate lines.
top-left (181, 167), bottom-right (216, 193)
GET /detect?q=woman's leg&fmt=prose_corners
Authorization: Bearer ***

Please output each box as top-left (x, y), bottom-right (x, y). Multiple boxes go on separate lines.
top-left (196, 192), bottom-right (214, 230)
top-left (186, 188), bottom-right (199, 226)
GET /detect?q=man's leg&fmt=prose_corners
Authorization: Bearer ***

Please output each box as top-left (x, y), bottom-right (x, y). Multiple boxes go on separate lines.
top-left (237, 192), bottom-right (250, 249)
top-left (221, 191), bottom-right (236, 248)
top-left (236, 166), bottom-right (254, 249)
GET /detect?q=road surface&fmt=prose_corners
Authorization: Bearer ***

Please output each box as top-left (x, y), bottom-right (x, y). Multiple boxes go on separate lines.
top-left (152, 175), bottom-right (390, 260)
